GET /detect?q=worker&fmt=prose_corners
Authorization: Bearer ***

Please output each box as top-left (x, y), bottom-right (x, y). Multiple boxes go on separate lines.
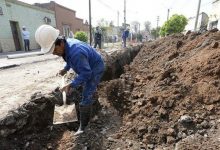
top-left (122, 27), bottom-right (130, 48)
top-left (22, 26), bottom-right (30, 51)
top-left (35, 25), bottom-right (105, 135)
top-left (94, 26), bottom-right (102, 49)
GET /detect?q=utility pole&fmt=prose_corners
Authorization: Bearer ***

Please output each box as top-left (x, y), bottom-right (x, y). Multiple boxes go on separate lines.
top-left (167, 9), bottom-right (170, 21)
top-left (89, 0), bottom-right (92, 45)
top-left (194, 0), bottom-right (201, 31)
top-left (124, 0), bottom-right (126, 29)
top-left (157, 16), bottom-right (159, 29)
top-left (156, 16), bottom-right (159, 39)
top-left (117, 11), bottom-right (119, 27)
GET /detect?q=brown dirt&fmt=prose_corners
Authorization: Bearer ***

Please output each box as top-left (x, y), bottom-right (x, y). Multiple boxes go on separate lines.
top-left (105, 31), bottom-right (220, 149)
top-left (2, 30), bottom-right (220, 149)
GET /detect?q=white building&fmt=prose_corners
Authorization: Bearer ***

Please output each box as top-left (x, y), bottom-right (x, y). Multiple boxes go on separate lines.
top-left (0, 0), bottom-right (56, 52)
top-left (185, 12), bottom-right (209, 32)
top-left (209, 0), bottom-right (220, 29)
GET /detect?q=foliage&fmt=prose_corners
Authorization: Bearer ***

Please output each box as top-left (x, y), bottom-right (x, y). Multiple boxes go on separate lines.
top-left (97, 18), bottom-right (109, 27)
top-left (74, 31), bottom-right (88, 43)
top-left (137, 33), bottom-right (143, 42)
top-left (131, 21), bottom-right (140, 33)
top-left (160, 14), bottom-right (188, 37)
top-left (151, 27), bottom-right (160, 39)
top-left (144, 21), bottom-right (151, 33)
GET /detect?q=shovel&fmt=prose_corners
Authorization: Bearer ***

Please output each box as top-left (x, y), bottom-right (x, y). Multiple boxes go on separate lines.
top-left (53, 75), bottom-right (77, 124)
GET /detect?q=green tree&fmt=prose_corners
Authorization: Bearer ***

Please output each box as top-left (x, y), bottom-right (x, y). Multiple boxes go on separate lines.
top-left (144, 21), bottom-right (151, 33)
top-left (75, 31), bottom-right (88, 42)
top-left (160, 14), bottom-right (188, 37)
top-left (151, 27), bottom-right (160, 39)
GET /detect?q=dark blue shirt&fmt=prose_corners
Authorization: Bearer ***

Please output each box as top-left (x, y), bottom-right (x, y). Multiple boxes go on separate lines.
top-left (64, 39), bottom-right (104, 88)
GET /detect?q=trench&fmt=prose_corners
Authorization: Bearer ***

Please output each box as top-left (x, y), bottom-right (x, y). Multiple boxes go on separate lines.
top-left (0, 45), bottom-right (142, 147)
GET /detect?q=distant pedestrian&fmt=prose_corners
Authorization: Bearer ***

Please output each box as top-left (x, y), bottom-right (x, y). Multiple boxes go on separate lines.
top-left (22, 26), bottom-right (30, 51)
top-left (122, 28), bottom-right (129, 48)
top-left (94, 26), bottom-right (102, 49)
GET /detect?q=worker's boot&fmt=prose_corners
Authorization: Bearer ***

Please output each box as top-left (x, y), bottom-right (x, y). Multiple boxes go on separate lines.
top-left (75, 101), bottom-right (80, 122)
top-left (74, 105), bottom-right (92, 136)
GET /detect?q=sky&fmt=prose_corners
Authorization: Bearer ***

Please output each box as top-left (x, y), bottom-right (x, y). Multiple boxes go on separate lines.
top-left (18, 0), bottom-right (213, 29)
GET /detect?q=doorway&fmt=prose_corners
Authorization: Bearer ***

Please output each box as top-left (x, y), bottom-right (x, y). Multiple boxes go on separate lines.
top-left (10, 21), bottom-right (22, 51)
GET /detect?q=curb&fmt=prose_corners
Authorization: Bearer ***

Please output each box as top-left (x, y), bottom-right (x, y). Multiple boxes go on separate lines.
top-left (0, 57), bottom-right (59, 70)
top-left (0, 64), bottom-right (20, 70)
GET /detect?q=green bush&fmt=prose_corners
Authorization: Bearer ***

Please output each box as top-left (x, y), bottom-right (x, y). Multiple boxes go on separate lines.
top-left (160, 14), bottom-right (188, 37)
top-left (74, 31), bottom-right (88, 42)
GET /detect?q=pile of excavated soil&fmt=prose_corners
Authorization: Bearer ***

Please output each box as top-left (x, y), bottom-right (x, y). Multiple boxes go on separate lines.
top-left (3, 30), bottom-right (220, 149)
top-left (105, 30), bottom-right (220, 149)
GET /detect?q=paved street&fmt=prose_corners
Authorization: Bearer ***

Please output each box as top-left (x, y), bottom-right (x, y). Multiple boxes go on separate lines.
top-left (0, 43), bottom-right (125, 120)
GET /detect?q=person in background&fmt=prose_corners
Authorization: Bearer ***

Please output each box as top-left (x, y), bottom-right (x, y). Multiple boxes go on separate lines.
top-left (122, 27), bottom-right (130, 48)
top-left (22, 26), bottom-right (30, 51)
top-left (94, 26), bottom-right (102, 49)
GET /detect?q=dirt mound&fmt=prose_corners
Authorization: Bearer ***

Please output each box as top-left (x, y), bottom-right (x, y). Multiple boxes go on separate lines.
top-left (106, 31), bottom-right (220, 149)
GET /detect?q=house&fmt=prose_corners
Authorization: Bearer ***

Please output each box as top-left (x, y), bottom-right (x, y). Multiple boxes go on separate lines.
top-left (185, 12), bottom-right (209, 32)
top-left (209, 0), bottom-right (220, 29)
top-left (0, 0), bottom-right (56, 52)
top-left (34, 1), bottom-right (89, 38)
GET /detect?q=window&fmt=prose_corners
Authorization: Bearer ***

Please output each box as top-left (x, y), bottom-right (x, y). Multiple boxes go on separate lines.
top-left (44, 17), bottom-right (51, 24)
top-left (209, 20), bottom-right (218, 29)
top-left (0, 7), bottom-right (3, 15)
top-left (62, 25), bottom-right (71, 37)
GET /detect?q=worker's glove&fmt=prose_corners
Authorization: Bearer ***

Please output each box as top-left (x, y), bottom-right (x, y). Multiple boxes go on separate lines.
top-left (60, 83), bottom-right (73, 96)
top-left (58, 69), bottom-right (67, 76)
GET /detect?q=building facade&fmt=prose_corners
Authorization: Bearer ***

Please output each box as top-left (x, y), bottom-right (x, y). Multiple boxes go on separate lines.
top-left (185, 12), bottom-right (209, 32)
top-left (35, 1), bottom-right (89, 38)
top-left (0, 0), bottom-right (56, 52)
top-left (209, 0), bottom-right (220, 29)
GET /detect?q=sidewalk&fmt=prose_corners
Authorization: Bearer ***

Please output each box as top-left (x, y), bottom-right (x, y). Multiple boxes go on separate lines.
top-left (0, 51), bottom-right (59, 69)
top-left (0, 49), bottom-right (41, 59)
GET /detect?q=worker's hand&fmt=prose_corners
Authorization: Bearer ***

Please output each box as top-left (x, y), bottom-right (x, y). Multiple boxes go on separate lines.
top-left (58, 69), bottom-right (67, 76)
top-left (60, 83), bottom-right (72, 96)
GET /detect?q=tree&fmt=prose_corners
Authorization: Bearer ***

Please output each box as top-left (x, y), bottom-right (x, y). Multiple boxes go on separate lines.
top-left (97, 18), bottom-right (109, 27)
top-left (160, 14), bottom-right (187, 37)
top-left (151, 27), bottom-right (160, 39)
top-left (75, 31), bottom-right (88, 43)
top-left (131, 21), bottom-right (140, 33)
top-left (144, 21), bottom-right (151, 33)
top-left (109, 21), bottom-right (114, 27)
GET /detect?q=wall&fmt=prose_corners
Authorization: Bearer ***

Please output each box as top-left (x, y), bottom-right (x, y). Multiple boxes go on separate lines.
top-left (34, 2), bottom-right (89, 36)
top-left (54, 2), bottom-right (77, 34)
top-left (185, 12), bottom-right (209, 31)
top-left (0, 0), bottom-right (14, 52)
top-left (0, 0), bottom-right (55, 52)
top-left (209, 0), bottom-right (220, 29)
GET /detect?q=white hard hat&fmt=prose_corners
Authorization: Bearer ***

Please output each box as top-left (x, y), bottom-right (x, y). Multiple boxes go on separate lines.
top-left (35, 25), bottom-right (60, 53)
top-left (22, 26), bottom-right (26, 29)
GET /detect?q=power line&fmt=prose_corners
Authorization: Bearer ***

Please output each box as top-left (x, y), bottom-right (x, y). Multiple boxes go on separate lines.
top-left (201, 0), bottom-right (213, 7)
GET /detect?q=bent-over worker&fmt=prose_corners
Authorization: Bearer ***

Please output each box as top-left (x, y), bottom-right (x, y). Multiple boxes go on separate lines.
top-left (35, 25), bottom-right (105, 135)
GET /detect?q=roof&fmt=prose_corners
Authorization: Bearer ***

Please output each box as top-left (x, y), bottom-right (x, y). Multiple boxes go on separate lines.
top-left (6, 0), bottom-right (54, 14)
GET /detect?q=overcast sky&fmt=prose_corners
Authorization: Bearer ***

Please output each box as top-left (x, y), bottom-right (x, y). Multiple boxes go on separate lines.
top-left (19, 0), bottom-right (213, 29)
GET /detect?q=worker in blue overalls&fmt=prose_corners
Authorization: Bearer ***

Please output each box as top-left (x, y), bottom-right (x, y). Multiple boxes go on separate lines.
top-left (35, 25), bottom-right (105, 135)
top-left (122, 27), bottom-right (130, 47)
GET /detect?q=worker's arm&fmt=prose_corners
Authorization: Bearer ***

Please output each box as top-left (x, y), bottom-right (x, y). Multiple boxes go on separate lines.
top-left (58, 63), bottom-right (70, 76)
top-left (70, 51), bottom-right (92, 88)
